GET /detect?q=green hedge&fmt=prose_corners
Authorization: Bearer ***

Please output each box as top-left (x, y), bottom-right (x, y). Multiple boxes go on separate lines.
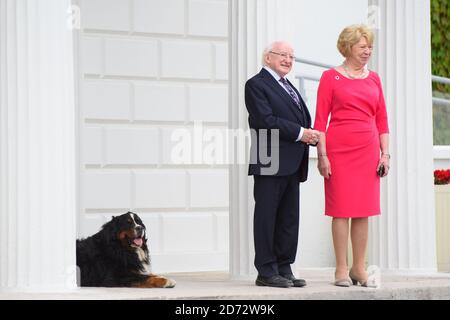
top-left (431, 0), bottom-right (450, 145)
top-left (431, 0), bottom-right (450, 93)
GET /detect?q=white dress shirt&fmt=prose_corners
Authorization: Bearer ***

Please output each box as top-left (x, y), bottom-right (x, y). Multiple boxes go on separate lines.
top-left (263, 66), bottom-right (304, 142)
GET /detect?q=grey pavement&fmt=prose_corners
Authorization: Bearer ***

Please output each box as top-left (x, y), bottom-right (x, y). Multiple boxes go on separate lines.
top-left (1, 269), bottom-right (450, 300)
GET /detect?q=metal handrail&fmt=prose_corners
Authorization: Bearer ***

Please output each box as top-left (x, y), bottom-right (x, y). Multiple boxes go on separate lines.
top-left (294, 58), bottom-right (332, 100)
top-left (294, 57), bottom-right (450, 106)
top-left (433, 97), bottom-right (450, 106)
top-left (294, 57), bottom-right (334, 69)
top-left (432, 75), bottom-right (450, 85)
top-left (432, 76), bottom-right (450, 106)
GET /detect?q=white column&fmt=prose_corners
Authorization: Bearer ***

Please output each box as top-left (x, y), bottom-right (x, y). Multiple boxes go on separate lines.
top-left (0, 0), bottom-right (77, 289)
top-left (368, 0), bottom-right (437, 271)
top-left (228, 0), bottom-right (296, 278)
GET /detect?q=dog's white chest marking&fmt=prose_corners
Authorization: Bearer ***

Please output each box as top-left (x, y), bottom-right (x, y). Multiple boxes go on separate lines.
top-left (136, 247), bottom-right (151, 275)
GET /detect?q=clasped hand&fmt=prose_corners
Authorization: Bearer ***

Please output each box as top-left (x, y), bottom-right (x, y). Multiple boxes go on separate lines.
top-left (301, 128), bottom-right (320, 145)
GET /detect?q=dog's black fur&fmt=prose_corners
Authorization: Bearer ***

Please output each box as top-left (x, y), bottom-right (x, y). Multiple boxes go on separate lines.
top-left (76, 211), bottom-right (175, 288)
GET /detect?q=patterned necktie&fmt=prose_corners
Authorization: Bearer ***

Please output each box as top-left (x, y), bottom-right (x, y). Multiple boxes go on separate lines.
top-left (279, 77), bottom-right (301, 107)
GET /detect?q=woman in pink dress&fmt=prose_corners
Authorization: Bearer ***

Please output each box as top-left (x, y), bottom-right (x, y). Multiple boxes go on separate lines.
top-left (314, 25), bottom-right (390, 287)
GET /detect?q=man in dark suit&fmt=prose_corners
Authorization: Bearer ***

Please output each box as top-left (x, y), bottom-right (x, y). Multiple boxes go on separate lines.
top-left (245, 41), bottom-right (319, 288)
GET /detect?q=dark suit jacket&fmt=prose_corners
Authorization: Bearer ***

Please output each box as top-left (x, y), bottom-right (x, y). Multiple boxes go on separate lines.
top-left (245, 68), bottom-right (311, 181)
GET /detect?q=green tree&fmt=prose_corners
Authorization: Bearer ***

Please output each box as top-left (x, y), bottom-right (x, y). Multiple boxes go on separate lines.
top-left (431, 0), bottom-right (450, 92)
top-left (431, 0), bottom-right (450, 145)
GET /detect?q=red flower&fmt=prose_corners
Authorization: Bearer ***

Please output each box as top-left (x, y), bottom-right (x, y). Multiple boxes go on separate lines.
top-left (434, 169), bottom-right (450, 185)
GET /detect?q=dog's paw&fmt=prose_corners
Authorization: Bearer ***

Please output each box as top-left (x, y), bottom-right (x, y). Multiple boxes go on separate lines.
top-left (164, 278), bottom-right (176, 288)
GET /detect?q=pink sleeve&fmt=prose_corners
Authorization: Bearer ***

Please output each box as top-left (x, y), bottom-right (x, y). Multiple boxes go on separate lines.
top-left (374, 73), bottom-right (389, 134)
top-left (313, 71), bottom-right (332, 132)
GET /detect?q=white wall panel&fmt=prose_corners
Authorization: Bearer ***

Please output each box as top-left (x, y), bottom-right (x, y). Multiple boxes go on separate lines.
top-left (133, 0), bottom-right (185, 35)
top-left (134, 84), bottom-right (186, 121)
top-left (105, 39), bottom-right (158, 77)
top-left (77, 214), bottom-right (109, 239)
top-left (162, 213), bottom-right (215, 252)
top-left (104, 128), bottom-right (160, 165)
top-left (139, 213), bottom-right (163, 254)
top-left (82, 81), bottom-right (130, 119)
top-left (214, 43), bottom-right (228, 80)
top-left (189, 169), bottom-right (229, 207)
top-left (188, 0), bottom-right (228, 37)
top-left (134, 171), bottom-right (187, 208)
top-left (189, 85), bottom-right (228, 122)
top-left (80, 37), bottom-right (103, 75)
top-left (151, 252), bottom-right (227, 273)
top-left (216, 212), bottom-right (229, 251)
top-left (82, 126), bottom-right (103, 165)
top-left (161, 41), bottom-right (212, 79)
top-left (82, 172), bottom-right (131, 209)
top-left (80, 0), bottom-right (130, 31)
top-left (77, 0), bottom-right (229, 273)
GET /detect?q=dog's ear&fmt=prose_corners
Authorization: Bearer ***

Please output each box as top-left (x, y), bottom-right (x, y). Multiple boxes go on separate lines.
top-left (100, 217), bottom-right (120, 244)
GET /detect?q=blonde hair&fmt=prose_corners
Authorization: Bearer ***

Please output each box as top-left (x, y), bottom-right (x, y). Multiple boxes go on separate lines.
top-left (337, 24), bottom-right (374, 57)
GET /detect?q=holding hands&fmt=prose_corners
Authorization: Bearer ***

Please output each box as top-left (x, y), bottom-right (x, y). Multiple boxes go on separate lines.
top-left (301, 128), bottom-right (320, 145)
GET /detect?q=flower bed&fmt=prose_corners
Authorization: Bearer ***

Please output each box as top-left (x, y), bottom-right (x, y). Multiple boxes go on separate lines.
top-left (435, 169), bottom-right (450, 272)
top-left (435, 169), bottom-right (450, 185)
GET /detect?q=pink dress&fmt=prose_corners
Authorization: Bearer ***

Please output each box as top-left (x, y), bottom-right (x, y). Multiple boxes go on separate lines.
top-left (313, 69), bottom-right (389, 218)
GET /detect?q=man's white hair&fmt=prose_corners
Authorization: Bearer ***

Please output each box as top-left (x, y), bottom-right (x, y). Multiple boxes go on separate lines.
top-left (261, 41), bottom-right (293, 66)
top-left (262, 43), bottom-right (275, 66)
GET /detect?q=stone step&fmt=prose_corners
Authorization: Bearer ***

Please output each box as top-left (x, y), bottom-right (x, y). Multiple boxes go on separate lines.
top-left (2, 269), bottom-right (450, 300)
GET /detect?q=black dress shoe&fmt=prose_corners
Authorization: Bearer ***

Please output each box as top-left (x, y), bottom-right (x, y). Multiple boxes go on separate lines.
top-left (281, 274), bottom-right (307, 287)
top-left (255, 275), bottom-right (293, 288)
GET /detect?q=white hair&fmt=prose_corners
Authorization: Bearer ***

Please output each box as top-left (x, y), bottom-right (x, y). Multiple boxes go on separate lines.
top-left (262, 43), bottom-right (275, 66)
top-left (261, 41), bottom-right (293, 66)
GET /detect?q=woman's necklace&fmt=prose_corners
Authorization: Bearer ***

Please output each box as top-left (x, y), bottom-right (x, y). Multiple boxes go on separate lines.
top-left (342, 62), bottom-right (367, 79)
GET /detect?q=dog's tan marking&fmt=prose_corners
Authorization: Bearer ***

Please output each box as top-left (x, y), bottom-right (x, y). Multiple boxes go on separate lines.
top-left (131, 275), bottom-right (176, 288)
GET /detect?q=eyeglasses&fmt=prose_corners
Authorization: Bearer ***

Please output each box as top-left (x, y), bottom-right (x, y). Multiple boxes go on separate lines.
top-left (269, 51), bottom-right (295, 60)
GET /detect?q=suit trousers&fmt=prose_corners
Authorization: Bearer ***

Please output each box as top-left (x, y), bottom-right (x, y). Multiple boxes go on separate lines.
top-left (253, 172), bottom-right (300, 277)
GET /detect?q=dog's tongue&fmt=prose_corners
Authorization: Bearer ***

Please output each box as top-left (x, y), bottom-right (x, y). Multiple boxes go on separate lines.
top-left (133, 238), bottom-right (143, 247)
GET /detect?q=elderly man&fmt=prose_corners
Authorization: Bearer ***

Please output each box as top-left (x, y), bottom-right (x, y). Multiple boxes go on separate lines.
top-left (245, 41), bottom-right (319, 288)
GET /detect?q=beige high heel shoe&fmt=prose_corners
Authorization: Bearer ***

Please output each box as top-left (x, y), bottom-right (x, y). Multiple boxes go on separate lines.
top-left (334, 277), bottom-right (352, 287)
top-left (349, 269), bottom-right (378, 288)
top-left (334, 271), bottom-right (352, 287)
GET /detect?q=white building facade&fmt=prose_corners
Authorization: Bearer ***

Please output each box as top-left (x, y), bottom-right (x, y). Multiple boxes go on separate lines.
top-left (76, 0), bottom-right (230, 273)
top-left (0, 0), bottom-right (442, 289)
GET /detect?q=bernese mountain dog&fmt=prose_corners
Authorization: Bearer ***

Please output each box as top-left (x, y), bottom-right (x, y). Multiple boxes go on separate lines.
top-left (76, 211), bottom-right (176, 288)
